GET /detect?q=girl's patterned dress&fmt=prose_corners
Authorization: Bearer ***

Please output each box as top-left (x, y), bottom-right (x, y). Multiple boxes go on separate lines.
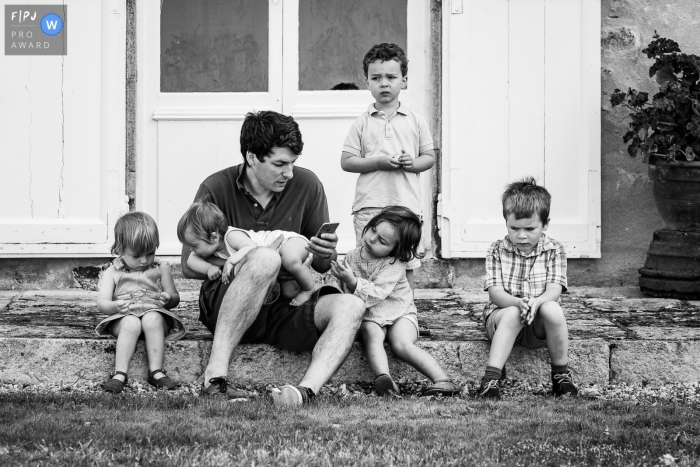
top-left (95, 258), bottom-right (187, 340)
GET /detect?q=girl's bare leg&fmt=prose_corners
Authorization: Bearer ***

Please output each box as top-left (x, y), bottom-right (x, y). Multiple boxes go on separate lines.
top-left (141, 311), bottom-right (168, 379)
top-left (387, 318), bottom-right (448, 382)
top-left (361, 321), bottom-right (390, 376)
top-left (280, 238), bottom-right (315, 306)
top-left (110, 315), bottom-right (142, 381)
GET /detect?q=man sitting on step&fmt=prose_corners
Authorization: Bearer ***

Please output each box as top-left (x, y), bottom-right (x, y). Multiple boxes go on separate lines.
top-left (180, 110), bottom-right (365, 406)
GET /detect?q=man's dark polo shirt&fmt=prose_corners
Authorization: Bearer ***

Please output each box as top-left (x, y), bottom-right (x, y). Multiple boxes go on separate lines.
top-left (194, 163), bottom-right (329, 240)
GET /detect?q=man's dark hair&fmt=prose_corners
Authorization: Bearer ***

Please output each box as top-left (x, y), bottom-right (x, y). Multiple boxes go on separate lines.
top-left (362, 206), bottom-right (423, 263)
top-left (362, 43), bottom-right (408, 78)
top-left (331, 82), bottom-right (359, 90)
top-left (240, 110), bottom-right (304, 166)
top-left (501, 176), bottom-right (551, 225)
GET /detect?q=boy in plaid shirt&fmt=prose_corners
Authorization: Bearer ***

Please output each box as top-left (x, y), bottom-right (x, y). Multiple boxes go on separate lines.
top-left (479, 177), bottom-right (578, 399)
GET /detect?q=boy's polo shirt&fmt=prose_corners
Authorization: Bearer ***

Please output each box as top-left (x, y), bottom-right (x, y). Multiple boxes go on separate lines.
top-left (482, 233), bottom-right (568, 320)
top-left (342, 103), bottom-right (434, 215)
top-left (194, 163), bottom-right (329, 241)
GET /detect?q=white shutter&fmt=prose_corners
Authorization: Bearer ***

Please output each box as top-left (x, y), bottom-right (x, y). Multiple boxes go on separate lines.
top-left (0, 0), bottom-right (127, 256)
top-left (440, 0), bottom-right (601, 258)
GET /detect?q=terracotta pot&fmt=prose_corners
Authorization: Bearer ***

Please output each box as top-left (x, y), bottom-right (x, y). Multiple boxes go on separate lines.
top-left (648, 159), bottom-right (700, 232)
top-left (639, 159), bottom-right (700, 299)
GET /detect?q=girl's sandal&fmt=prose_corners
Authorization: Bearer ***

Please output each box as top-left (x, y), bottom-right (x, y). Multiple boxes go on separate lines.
top-left (421, 380), bottom-right (461, 397)
top-left (147, 369), bottom-right (178, 390)
top-left (374, 374), bottom-right (400, 396)
top-left (104, 371), bottom-right (128, 394)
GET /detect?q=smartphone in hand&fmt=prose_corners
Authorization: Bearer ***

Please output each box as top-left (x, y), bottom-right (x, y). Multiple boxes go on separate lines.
top-left (315, 222), bottom-right (339, 239)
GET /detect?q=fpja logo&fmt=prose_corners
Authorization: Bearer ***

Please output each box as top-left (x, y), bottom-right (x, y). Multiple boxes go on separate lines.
top-left (5, 5), bottom-right (67, 55)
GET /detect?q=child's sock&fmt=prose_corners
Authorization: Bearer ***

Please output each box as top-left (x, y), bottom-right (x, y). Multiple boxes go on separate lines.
top-left (484, 365), bottom-right (502, 381)
top-left (551, 363), bottom-right (568, 374)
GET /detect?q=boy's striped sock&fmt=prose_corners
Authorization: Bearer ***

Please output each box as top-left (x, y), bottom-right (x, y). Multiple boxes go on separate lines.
top-left (551, 363), bottom-right (568, 374)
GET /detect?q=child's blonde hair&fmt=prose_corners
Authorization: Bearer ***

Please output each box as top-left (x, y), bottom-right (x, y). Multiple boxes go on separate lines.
top-left (111, 211), bottom-right (160, 256)
top-left (176, 201), bottom-right (228, 247)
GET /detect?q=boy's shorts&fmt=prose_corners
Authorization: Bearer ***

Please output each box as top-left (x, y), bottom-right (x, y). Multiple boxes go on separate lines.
top-left (198, 278), bottom-right (340, 352)
top-left (353, 207), bottom-right (423, 270)
top-left (484, 307), bottom-right (547, 349)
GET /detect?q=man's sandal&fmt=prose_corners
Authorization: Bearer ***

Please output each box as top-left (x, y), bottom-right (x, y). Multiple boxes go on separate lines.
top-left (374, 374), bottom-right (400, 396)
top-left (200, 376), bottom-right (248, 399)
top-left (147, 369), bottom-right (179, 390)
top-left (104, 371), bottom-right (128, 394)
top-left (422, 380), bottom-right (461, 397)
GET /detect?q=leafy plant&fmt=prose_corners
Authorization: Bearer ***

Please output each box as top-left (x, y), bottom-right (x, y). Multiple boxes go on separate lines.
top-left (610, 33), bottom-right (700, 162)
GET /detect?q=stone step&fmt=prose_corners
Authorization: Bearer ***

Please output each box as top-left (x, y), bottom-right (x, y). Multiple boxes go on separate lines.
top-left (1, 288), bottom-right (699, 387)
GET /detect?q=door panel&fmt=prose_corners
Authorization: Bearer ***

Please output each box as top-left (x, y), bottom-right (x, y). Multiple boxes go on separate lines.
top-left (140, 0), bottom-right (431, 255)
top-left (137, 0), bottom-right (283, 254)
top-left (440, 0), bottom-right (600, 258)
top-left (285, 0), bottom-right (429, 253)
top-left (0, 0), bottom-right (126, 256)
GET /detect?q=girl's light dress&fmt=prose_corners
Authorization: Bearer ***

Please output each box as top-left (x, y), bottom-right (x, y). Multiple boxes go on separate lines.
top-left (95, 258), bottom-right (187, 340)
top-left (340, 247), bottom-right (419, 333)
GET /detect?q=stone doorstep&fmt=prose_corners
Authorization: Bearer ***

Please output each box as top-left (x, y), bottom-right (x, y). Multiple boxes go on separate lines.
top-left (0, 288), bottom-right (699, 387)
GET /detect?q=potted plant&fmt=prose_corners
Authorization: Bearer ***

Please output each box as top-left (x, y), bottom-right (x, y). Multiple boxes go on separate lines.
top-left (610, 33), bottom-right (700, 299)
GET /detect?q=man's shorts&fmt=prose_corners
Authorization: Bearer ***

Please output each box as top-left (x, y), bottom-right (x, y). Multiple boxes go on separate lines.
top-left (198, 279), bottom-right (340, 352)
top-left (484, 307), bottom-right (547, 349)
top-left (353, 207), bottom-right (423, 270)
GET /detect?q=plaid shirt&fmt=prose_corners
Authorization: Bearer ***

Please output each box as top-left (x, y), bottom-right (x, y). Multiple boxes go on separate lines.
top-left (483, 233), bottom-right (568, 320)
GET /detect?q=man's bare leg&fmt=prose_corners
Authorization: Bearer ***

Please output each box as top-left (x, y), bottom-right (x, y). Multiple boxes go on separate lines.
top-left (296, 293), bottom-right (365, 394)
top-left (203, 247), bottom-right (281, 386)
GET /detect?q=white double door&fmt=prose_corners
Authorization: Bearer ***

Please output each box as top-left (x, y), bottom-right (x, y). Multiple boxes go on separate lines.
top-left (137, 0), bottom-right (431, 255)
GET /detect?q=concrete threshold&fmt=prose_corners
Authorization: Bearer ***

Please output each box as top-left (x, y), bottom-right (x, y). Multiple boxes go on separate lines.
top-left (0, 288), bottom-right (699, 387)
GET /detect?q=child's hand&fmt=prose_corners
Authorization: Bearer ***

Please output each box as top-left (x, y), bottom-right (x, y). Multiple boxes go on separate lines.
top-left (524, 297), bottom-right (542, 325)
top-left (207, 265), bottom-right (222, 281)
top-left (376, 155), bottom-right (402, 171)
top-left (159, 292), bottom-right (171, 306)
top-left (330, 260), bottom-right (355, 284)
top-left (114, 299), bottom-right (129, 314)
top-left (221, 262), bottom-right (233, 285)
top-left (518, 297), bottom-right (531, 324)
top-left (397, 150), bottom-right (414, 170)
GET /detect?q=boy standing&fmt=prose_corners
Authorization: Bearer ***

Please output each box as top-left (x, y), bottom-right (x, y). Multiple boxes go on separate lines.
top-left (479, 177), bottom-right (578, 399)
top-left (341, 43), bottom-right (434, 289)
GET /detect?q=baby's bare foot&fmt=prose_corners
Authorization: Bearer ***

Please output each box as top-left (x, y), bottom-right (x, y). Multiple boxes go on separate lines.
top-left (290, 290), bottom-right (313, 307)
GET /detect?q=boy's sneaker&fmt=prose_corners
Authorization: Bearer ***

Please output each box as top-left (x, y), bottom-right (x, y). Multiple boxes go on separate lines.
top-left (271, 384), bottom-right (315, 406)
top-left (477, 377), bottom-right (501, 399)
top-left (552, 370), bottom-right (579, 397)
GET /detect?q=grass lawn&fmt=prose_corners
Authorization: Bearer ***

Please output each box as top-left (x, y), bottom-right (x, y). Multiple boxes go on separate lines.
top-left (0, 391), bottom-right (698, 466)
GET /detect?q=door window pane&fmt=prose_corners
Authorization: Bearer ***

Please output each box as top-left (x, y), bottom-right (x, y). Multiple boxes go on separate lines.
top-left (299, 0), bottom-right (407, 91)
top-left (161, 0), bottom-right (268, 92)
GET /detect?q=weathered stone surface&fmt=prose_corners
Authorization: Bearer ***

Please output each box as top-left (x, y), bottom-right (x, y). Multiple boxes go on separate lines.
top-left (1, 287), bottom-right (698, 387)
top-left (0, 338), bottom-right (610, 386)
top-left (611, 341), bottom-right (700, 384)
top-left (601, 26), bottom-right (638, 51)
top-left (457, 340), bottom-right (610, 385)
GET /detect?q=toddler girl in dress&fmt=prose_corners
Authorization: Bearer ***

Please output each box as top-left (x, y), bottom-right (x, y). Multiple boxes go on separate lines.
top-left (96, 211), bottom-right (186, 393)
top-left (330, 206), bottom-right (459, 396)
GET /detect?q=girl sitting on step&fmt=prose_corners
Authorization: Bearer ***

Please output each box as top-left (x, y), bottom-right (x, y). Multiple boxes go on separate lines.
top-left (95, 211), bottom-right (186, 394)
top-left (330, 206), bottom-right (460, 397)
